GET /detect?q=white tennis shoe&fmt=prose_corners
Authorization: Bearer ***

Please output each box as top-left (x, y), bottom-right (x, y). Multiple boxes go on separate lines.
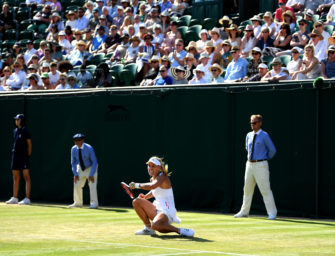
top-left (18, 198), bottom-right (31, 205)
top-left (268, 214), bottom-right (276, 220)
top-left (6, 197), bottom-right (18, 204)
top-left (68, 203), bottom-right (82, 208)
top-left (135, 227), bottom-right (156, 235)
top-left (89, 203), bottom-right (98, 209)
top-left (179, 228), bottom-right (194, 237)
top-left (234, 212), bottom-right (248, 218)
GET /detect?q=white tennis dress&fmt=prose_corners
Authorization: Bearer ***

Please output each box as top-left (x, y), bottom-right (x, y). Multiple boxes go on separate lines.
top-left (152, 186), bottom-right (181, 224)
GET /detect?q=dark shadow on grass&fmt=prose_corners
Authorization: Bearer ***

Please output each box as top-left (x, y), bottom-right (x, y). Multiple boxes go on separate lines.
top-left (152, 234), bottom-right (213, 242)
top-left (31, 204), bottom-right (128, 212)
top-left (275, 218), bottom-right (335, 227)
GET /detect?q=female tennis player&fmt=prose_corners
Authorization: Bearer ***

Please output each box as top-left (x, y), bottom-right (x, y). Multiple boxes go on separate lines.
top-left (129, 156), bottom-right (194, 237)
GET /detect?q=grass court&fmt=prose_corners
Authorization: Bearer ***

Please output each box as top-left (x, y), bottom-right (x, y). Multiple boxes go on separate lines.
top-left (1, 203), bottom-right (335, 256)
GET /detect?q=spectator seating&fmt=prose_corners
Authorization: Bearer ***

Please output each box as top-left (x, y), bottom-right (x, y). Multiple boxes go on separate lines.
top-left (119, 63), bottom-right (137, 86)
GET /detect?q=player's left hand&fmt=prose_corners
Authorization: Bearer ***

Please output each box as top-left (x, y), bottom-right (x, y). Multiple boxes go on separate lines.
top-left (89, 176), bottom-right (95, 183)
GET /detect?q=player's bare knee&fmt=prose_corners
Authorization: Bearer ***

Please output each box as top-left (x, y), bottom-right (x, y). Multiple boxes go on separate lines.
top-left (132, 198), bottom-right (142, 207)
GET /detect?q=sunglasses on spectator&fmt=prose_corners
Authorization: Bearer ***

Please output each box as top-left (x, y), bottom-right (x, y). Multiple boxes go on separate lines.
top-left (250, 121), bottom-right (259, 125)
top-left (14, 65), bottom-right (20, 68)
top-left (4, 70), bottom-right (10, 72)
top-left (299, 23), bottom-right (305, 26)
top-left (328, 51), bottom-right (335, 54)
top-left (151, 61), bottom-right (159, 63)
top-left (60, 78), bottom-right (66, 80)
top-left (252, 52), bottom-right (260, 55)
top-left (160, 70), bottom-right (167, 72)
top-left (176, 70), bottom-right (185, 73)
top-left (315, 24), bottom-right (323, 27)
top-left (176, 44), bottom-right (183, 46)
top-left (68, 78), bottom-right (75, 81)
top-left (211, 69), bottom-right (218, 72)
top-left (292, 51), bottom-right (299, 54)
top-left (42, 77), bottom-right (48, 79)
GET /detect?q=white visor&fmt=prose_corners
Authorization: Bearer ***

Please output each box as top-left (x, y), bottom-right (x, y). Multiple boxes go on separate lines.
top-left (147, 157), bottom-right (161, 166)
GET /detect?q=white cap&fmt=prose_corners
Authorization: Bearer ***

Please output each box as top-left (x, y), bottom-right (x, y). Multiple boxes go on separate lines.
top-left (258, 63), bottom-right (268, 69)
top-left (147, 157), bottom-right (161, 166)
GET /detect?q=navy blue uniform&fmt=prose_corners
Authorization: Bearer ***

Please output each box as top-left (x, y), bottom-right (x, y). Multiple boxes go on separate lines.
top-left (11, 127), bottom-right (31, 170)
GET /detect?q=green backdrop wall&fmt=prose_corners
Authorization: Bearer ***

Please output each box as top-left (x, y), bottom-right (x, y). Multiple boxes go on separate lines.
top-left (0, 84), bottom-right (334, 218)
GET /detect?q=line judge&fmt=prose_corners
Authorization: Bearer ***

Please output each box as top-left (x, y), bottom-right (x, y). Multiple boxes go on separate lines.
top-left (69, 133), bottom-right (98, 209)
top-left (234, 114), bottom-right (277, 220)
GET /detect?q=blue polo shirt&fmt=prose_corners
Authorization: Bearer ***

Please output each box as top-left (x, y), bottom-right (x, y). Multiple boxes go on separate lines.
top-left (154, 76), bottom-right (174, 85)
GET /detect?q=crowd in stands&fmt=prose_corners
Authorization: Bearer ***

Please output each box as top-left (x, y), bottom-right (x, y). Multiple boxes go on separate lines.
top-left (1, 0), bottom-right (335, 91)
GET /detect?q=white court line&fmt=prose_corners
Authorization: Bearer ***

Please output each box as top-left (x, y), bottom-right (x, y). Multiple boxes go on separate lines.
top-left (67, 238), bottom-right (259, 256)
top-left (151, 252), bottom-right (204, 256)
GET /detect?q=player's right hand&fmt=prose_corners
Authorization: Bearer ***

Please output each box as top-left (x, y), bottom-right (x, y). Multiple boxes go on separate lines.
top-left (74, 176), bottom-right (79, 184)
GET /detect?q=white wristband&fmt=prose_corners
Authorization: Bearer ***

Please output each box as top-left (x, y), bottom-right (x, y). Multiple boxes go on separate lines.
top-left (135, 183), bottom-right (140, 189)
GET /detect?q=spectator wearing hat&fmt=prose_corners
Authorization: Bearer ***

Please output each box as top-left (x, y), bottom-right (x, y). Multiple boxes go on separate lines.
top-left (41, 72), bottom-right (54, 90)
top-left (40, 62), bottom-right (50, 76)
top-left (303, 9), bottom-right (315, 33)
top-left (89, 26), bottom-right (108, 54)
top-left (160, 55), bottom-right (172, 75)
top-left (47, 12), bottom-right (64, 33)
top-left (197, 52), bottom-right (212, 82)
top-left (26, 73), bottom-right (45, 90)
top-left (313, 21), bottom-right (330, 46)
top-left (321, 45), bottom-right (335, 78)
top-left (24, 64), bottom-right (43, 88)
top-left (209, 27), bottom-right (223, 52)
top-left (224, 46), bottom-right (249, 82)
top-left (96, 0), bottom-right (105, 15)
top-left (48, 62), bottom-right (60, 87)
top-left (84, 1), bottom-right (95, 19)
top-left (218, 15), bottom-right (231, 40)
top-left (183, 53), bottom-right (196, 80)
top-left (121, 0), bottom-right (131, 9)
top-left (250, 15), bottom-right (262, 39)
top-left (227, 24), bottom-right (242, 48)
top-left (65, 10), bottom-right (78, 30)
top-left (58, 31), bottom-right (73, 54)
top-left (124, 36), bottom-right (141, 63)
top-left (66, 41), bottom-right (91, 66)
top-left (124, 6), bottom-right (134, 20)
top-left (286, 0), bottom-right (305, 12)
top-left (71, 30), bottom-right (83, 49)
top-left (256, 27), bottom-right (274, 51)
top-left (209, 63), bottom-right (225, 83)
top-left (185, 41), bottom-right (200, 60)
top-left (113, 6), bottom-right (125, 28)
top-left (279, 10), bottom-right (296, 33)
top-left (67, 74), bottom-right (81, 89)
top-left (94, 15), bottom-right (109, 37)
top-left (171, 65), bottom-right (190, 84)
top-left (245, 63), bottom-right (269, 82)
top-left (160, 21), bottom-right (181, 55)
top-left (5, 114), bottom-right (32, 205)
top-left (197, 29), bottom-right (209, 53)
top-left (26, 55), bottom-right (40, 70)
top-left (160, 10), bottom-right (171, 34)
top-left (152, 24), bottom-right (165, 47)
top-left (56, 73), bottom-right (71, 89)
top-left (245, 47), bottom-right (262, 79)
top-left (33, 5), bottom-right (52, 25)
top-left (240, 25), bottom-right (257, 58)
top-left (291, 19), bottom-right (310, 49)
top-left (145, 8), bottom-right (162, 33)
top-left (309, 29), bottom-right (327, 61)
top-left (100, 25), bottom-right (122, 54)
top-left (287, 47), bottom-right (303, 76)
top-left (6, 62), bottom-right (27, 90)
top-left (204, 41), bottom-right (222, 65)
top-left (46, 24), bottom-right (60, 42)
top-left (291, 44), bottom-right (321, 80)
top-left (154, 65), bottom-right (174, 85)
top-left (261, 12), bottom-right (277, 39)
top-left (77, 64), bottom-right (93, 88)
top-left (70, 133), bottom-right (99, 209)
top-left (169, 39), bottom-right (187, 68)
top-left (171, 0), bottom-right (187, 17)
top-left (275, 0), bottom-right (296, 23)
top-left (139, 55), bottom-right (160, 86)
top-left (261, 57), bottom-right (290, 81)
top-left (189, 66), bottom-right (208, 84)
top-left (24, 41), bottom-right (37, 65)
top-left (221, 40), bottom-right (233, 68)
top-left (75, 7), bottom-right (90, 31)
top-left (89, 8), bottom-right (100, 31)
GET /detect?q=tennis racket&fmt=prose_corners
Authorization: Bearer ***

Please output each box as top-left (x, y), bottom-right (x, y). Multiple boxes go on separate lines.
top-left (121, 182), bottom-right (134, 199)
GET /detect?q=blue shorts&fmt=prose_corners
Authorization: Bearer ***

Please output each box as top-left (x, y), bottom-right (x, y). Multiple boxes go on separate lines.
top-left (11, 154), bottom-right (30, 170)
